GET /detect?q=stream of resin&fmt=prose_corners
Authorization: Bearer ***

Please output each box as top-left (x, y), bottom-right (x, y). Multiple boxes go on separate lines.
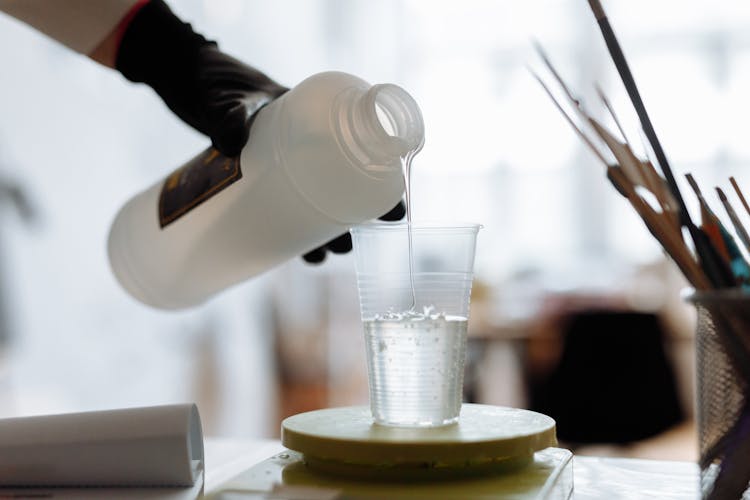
top-left (363, 151), bottom-right (467, 426)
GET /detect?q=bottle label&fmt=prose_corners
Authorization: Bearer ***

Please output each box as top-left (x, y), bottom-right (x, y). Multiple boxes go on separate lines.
top-left (158, 147), bottom-right (242, 228)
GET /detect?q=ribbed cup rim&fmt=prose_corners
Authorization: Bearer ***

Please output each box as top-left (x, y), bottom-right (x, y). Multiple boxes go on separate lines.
top-left (351, 221), bottom-right (482, 234)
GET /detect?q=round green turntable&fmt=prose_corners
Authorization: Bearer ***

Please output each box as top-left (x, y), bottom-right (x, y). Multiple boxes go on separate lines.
top-left (281, 404), bottom-right (557, 480)
top-left (208, 404), bottom-right (572, 499)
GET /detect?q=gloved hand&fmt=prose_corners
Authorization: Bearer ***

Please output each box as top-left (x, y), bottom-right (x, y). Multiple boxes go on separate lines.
top-left (116, 0), bottom-right (287, 157)
top-left (302, 201), bottom-right (406, 264)
top-left (115, 0), bottom-right (405, 262)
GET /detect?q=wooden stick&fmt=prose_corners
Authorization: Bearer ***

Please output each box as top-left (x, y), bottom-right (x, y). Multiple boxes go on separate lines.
top-left (588, 118), bottom-right (650, 191)
top-left (641, 160), bottom-right (678, 211)
top-left (608, 167), bottom-right (711, 289)
top-left (685, 174), bottom-right (730, 262)
top-left (587, 117), bottom-right (679, 240)
top-left (532, 41), bottom-right (580, 106)
top-left (595, 84), bottom-right (631, 147)
top-left (536, 47), bottom-right (683, 239)
top-left (586, 0), bottom-right (685, 215)
top-left (717, 187), bottom-right (750, 255)
top-left (533, 42), bottom-right (596, 125)
top-left (686, 174), bottom-right (715, 219)
top-left (594, 85), bottom-right (679, 216)
top-left (730, 176), bottom-right (750, 218)
top-left (587, 0), bottom-right (734, 288)
top-left (529, 69), bottom-right (610, 167)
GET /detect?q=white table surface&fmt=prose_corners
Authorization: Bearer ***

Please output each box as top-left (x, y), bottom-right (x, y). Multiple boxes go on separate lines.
top-left (204, 438), bottom-right (700, 499)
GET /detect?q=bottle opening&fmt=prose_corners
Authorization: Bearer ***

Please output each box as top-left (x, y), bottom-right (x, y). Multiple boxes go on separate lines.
top-left (375, 102), bottom-right (397, 137)
top-left (337, 82), bottom-right (426, 169)
top-left (367, 84), bottom-right (425, 155)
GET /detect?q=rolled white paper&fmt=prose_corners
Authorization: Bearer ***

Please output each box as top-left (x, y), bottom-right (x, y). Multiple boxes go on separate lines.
top-left (0, 403), bottom-right (203, 487)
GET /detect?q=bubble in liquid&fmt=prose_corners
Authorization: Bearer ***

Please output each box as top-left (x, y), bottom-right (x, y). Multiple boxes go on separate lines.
top-left (371, 304), bottom-right (451, 324)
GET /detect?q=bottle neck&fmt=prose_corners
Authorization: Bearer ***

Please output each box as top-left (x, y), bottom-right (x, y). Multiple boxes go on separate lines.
top-left (337, 84), bottom-right (424, 171)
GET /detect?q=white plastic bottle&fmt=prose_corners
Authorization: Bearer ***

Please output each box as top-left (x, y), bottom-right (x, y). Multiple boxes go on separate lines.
top-left (108, 71), bottom-right (424, 309)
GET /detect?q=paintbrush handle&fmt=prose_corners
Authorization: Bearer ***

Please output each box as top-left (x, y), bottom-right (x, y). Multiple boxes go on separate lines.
top-left (608, 167), bottom-right (711, 289)
top-left (596, 17), bottom-right (683, 212)
top-left (589, 1), bottom-right (735, 288)
top-left (689, 223), bottom-right (736, 287)
top-left (718, 187), bottom-right (750, 254)
top-left (730, 177), bottom-right (750, 217)
top-left (588, 1), bottom-right (688, 220)
top-left (588, 0), bottom-right (606, 21)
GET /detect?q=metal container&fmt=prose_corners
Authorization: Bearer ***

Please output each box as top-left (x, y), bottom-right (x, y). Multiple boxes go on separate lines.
top-left (688, 290), bottom-right (750, 499)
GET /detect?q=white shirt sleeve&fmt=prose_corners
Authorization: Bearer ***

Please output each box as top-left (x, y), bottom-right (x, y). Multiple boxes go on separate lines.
top-left (0, 0), bottom-right (140, 54)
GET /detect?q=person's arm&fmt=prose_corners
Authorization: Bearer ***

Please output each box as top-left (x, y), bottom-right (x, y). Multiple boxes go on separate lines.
top-left (0, 0), bottom-right (140, 57)
top-left (90, 0), bottom-right (150, 68)
top-left (0, 0), bottom-right (286, 157)
top-left (0, 0), bottom-right (403, 262)
top-left (113, 0), bottom-right (288, 156)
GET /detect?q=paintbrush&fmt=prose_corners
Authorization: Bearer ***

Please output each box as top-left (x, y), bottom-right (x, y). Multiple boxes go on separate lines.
top-left (535, 42), bottom-right (687, 242)
top-left (528, 69), bottom-right (611, 167)
top-left (595, 84), bottom-right (632, 148)
top-left (608, 167), bottom-right (711, 289)
top-left (596, 86), bottom-right (677, 213)
top-left (685, 174), bottom-right (730, 261)
top-left (717, 187), bottom-right (750, 255)
top-left (587, 0), bottom-right (734, 288)
top-left (586, 0), bottom-right (684, 217)
top-left (531, 60), bottom-right (708, 287)
top-left (686, 175), bottom-right (750, 288)
top-left (533, 47), bottom-right (677, 215)
top-left (730, 177), bottom-right (750, 218)
top-left (587, 118), bottom-right (676, 218)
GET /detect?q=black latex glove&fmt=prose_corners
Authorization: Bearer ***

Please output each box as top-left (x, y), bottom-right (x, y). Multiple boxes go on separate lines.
top-left (116, 0), bottom-right (288, 157)
top-left (302, 201), bottom-right (407, 264)
top-left (116, 0), bottom-right (403, 263)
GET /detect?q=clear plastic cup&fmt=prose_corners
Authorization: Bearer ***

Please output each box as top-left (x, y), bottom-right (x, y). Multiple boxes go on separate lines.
top-left (350, 221), bottom-right (481, 427)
